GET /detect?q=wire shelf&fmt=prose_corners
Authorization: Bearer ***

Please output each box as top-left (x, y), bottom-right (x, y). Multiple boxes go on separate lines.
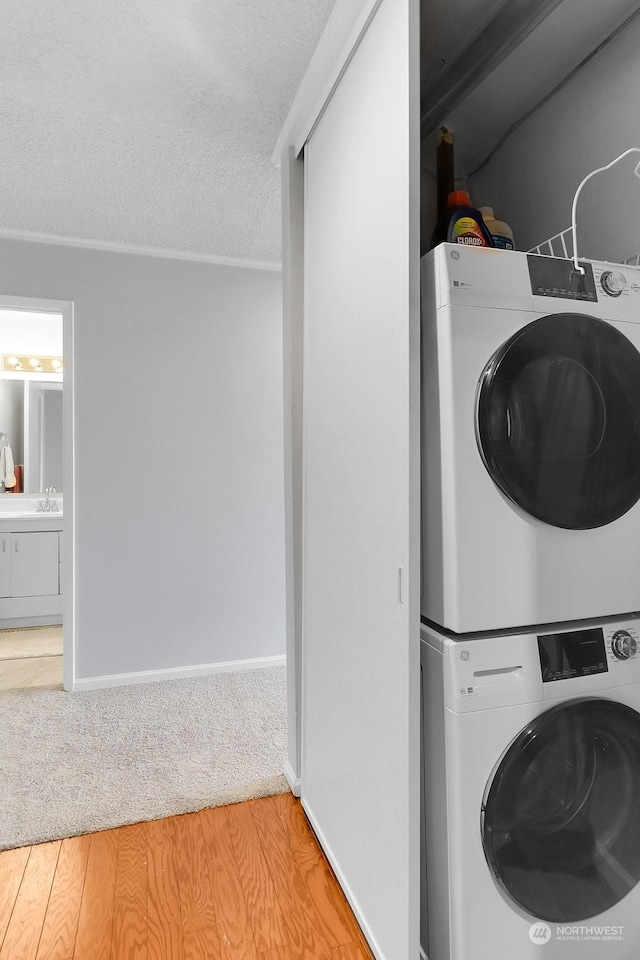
top-left (528, 227), bottom-right (575, 260)
top-left (528, 226), bottom-right (640, 269)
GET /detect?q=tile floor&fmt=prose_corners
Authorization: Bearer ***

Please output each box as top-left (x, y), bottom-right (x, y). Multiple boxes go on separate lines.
top-left (0, 626), bottom-right (63, 690)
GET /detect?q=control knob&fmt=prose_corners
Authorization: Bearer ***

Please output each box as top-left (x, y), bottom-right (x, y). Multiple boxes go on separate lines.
top-left (612, 630), bottom-right (637, 660)
top-left (601, 270), bottom-right (626, 297)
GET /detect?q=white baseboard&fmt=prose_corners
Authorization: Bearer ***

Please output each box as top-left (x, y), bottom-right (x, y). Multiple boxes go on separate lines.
top-left (73, 654), bottom-right (286, 692)
top-left (283, 760), bottom-right (301, 797)
top-left (302, 797), bottom-right (383, 960)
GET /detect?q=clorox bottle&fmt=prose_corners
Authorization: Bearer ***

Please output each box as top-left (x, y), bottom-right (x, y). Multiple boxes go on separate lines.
top-left (430, 190), bottom-right (495, 249)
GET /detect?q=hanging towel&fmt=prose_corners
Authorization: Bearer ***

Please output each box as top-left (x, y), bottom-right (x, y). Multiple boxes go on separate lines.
top-left (0, 445), bottom-right (16, 488)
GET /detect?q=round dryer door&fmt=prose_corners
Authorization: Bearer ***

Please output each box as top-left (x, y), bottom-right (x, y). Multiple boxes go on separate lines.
top-left (476, 313), bottom-right (640, 528)
top-left (481, 697), bottom-right (640, 923)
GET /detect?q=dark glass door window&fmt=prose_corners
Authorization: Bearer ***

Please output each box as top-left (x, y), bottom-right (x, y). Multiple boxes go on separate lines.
top-left (476, 314), bottom-right (640, 529)
top-left (481, 698), bottom-right (640, 922)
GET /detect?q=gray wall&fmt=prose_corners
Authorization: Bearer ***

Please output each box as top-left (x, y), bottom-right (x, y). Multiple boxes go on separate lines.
top-left (0, 238), bottom-right (284, 681)
top-left (470, 13), bottom-right (640, 261)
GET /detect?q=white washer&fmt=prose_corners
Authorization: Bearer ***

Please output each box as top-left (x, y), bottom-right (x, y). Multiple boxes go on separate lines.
top-left (421, 616), bottom-right (640, 960)
top-left (421, 244), bottom-right (640, 633)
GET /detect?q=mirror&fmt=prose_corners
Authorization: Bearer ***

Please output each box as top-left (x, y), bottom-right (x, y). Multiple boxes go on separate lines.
top-left (0, 309), bottom-right (63, 496)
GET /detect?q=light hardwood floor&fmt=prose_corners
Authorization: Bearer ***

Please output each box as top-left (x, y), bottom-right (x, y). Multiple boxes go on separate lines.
top-left (0, 627), bottom-right (63, 690)
top-left (0, 793), bottom-right (374, 960)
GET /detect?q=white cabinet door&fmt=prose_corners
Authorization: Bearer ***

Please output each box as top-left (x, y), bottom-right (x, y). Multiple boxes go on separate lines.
top-left (11, 532), bottom-right (60, 597)
top-left (0, 535), bottom-right (10, 598)
top-left (301, 0), bottom-right (420, 957)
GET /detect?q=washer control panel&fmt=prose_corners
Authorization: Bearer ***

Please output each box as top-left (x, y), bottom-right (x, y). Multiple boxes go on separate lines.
top-left (436, 617), bottom-right (640, 714)
top-left (609, 626), bottom-right (639, 663)
top-left (538, 626), bottom-right (608, 682)
top-left (537, 622), bottom-right (640, 680)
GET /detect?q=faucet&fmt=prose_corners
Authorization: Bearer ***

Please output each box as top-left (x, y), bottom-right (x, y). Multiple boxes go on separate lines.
top-left (37, 487), bottom-right (58, 512)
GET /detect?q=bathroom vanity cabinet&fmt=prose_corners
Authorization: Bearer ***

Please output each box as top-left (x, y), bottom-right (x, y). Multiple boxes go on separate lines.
top-left (0, 518), bottom-right (63, 624)
top-left (276, 1), bottom-right (640, 958)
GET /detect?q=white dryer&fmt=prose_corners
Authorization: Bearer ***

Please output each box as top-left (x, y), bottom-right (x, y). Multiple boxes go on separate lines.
top-left (421, 244), bottom-right (640, 633)
top-left (421, 617), bottom-right (640, 960)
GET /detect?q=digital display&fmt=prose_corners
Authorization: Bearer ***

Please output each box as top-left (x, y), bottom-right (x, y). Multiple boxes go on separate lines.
top-left (528, 255), bottom-right (598, 302)
top-left (538, 627), bottom-right (608, 682)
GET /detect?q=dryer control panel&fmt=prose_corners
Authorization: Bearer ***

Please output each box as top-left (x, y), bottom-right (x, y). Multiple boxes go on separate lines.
top-left (528, 255), bottom-right (598, 301)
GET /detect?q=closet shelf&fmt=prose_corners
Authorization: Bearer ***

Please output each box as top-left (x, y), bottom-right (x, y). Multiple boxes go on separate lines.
top-left (424, 0), bottom-right (640, 178)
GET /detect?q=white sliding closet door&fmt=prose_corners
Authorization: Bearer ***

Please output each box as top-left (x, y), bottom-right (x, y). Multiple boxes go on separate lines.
top-left (301, 1), bottom-right (420, 958)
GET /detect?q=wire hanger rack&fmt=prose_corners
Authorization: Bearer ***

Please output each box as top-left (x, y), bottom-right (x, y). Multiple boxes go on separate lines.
top-left (528, 148), bottom-right (640, 269)
top-left (528, 228), bottom-right (640, 268)
top-left (528, 147), bottom-right (640, 273)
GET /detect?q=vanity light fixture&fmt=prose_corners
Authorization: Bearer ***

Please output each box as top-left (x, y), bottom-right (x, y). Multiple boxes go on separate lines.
top-left (0, 354), bottom-right (63, 374)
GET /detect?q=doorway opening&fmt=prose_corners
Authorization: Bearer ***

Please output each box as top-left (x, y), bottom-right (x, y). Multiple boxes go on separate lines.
top-left (0, 296), bottom-right (73, 691)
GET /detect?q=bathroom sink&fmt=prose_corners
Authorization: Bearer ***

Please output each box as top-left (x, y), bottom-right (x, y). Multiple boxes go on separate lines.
top-left (0, 497), bottom-right (63, 517)
top-left (0, 511), bottom-right (63, 519)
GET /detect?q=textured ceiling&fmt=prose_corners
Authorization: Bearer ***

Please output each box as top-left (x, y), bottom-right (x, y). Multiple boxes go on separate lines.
top-left (1, 0), bottom-right (336, 261)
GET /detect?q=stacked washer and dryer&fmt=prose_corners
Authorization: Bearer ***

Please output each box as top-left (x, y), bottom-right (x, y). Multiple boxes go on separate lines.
top-left (420, 243), bottom-right (640, 959)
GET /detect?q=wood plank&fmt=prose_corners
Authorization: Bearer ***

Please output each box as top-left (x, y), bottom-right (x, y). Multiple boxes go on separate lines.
top-left (248, 798), bottom-right (332, 958)
top-left (36, 835), bottom-right (90, 960)
top-left (111, 822), bottom-right (147, 960)
top-left (258, 947), bottom-right (331, 960)
top-left (73, 829), bottom-right (119, 960)
top-left (0, 801), bottom-right (367, 960)
top-left (172, 814), bottom-right (217, 935)
top-left (278, 800), bottom-right (362, 947)
top-left (0, 841), bottom-right (61, 960)
top-left (331, 943), bottom-right (374, 959)
top-left (147, 817), bottom-right (183, 960)
top-left (225, 802), bottom-right (289, 954)
top-left (183, 928), bottom-right (221, 960)
top-left (0, 845), bottom-right (31, 947)
top-left (269, 793), bottom-right (294, 818)
top-left (197, 807), bottom-right (258, 960)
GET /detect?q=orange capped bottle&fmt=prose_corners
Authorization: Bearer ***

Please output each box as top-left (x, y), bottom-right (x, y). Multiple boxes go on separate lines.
top-left (430, 190), bottom-right (495, 250)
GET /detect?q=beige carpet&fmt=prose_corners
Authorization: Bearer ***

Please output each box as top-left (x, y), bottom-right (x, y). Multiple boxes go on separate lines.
top-left (0, 666), bottom-right (287, 850)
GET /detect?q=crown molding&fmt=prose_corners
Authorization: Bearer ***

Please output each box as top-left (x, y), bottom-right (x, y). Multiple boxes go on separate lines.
top-left (0, 227), bottom-right (282, 272)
